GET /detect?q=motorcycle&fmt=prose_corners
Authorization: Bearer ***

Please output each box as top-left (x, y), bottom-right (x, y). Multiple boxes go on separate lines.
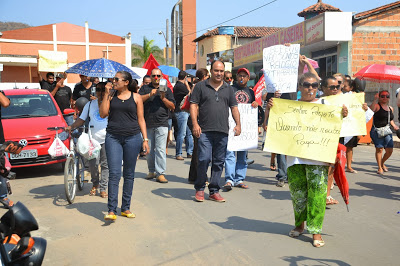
top-left (0, 141), bottom-right (46, 265)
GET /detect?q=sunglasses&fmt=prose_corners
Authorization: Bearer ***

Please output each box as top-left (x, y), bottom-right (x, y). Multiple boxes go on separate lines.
top-left (338, 81), bottom-right (342, 85)
top-left (215, 91), bottom-right (219, 102)
top-left (113, 77), bottom-right (126, 82)
top-left (225, 77), bottom-right (232, 80)
top-left (328, 85), bottom-right (341, 90)
top-left (380, 95), bottom-right (390, 98)
top-left (302, 82), bottom-right (319, 89)
top-left (152, 74), bottom-right (162, 78)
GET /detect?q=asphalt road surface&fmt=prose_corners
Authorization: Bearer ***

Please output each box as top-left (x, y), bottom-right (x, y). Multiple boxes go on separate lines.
top-left (4, 143), bottom-right (399, 265)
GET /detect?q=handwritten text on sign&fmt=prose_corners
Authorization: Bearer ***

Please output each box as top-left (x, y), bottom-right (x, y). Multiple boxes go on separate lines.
top-left (38, 50), bottom-right (68, 72)
top-left (264, 99), bottom-right (343, 163)
top-left (322, 93), bottom-right (367, 137)
top-left (263, 44), bottom-right (300, 93)
top-left (227, 104), bottom-right (258, 151)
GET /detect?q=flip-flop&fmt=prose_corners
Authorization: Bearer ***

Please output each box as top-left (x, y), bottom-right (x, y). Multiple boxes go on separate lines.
top-left (270, 163), bottom-right (276, 171)
top-left (346, 169), bottom-right (358, 174)
top-left (313, 239), bottom-right (325, 248)
top-left (377, 170), bottom-right (384, 175)
top-left (289, 229), bottom-right (304, 238)
top-left (235, 183), bottom-right (249, 189)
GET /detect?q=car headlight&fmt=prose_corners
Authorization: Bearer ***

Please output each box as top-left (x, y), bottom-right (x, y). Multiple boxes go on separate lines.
top-left (58, 131), bottom-right (69, 141)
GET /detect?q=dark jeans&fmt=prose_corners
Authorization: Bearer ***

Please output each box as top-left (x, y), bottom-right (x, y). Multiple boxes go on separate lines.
top-left (188, 136), bottom-right (198, 182)
top-left (276, 154), bottom-right (287, 182)
top-left (105, 132), bottom-right (142, 213)
top-left (195, 132), bottom-right (228, 194)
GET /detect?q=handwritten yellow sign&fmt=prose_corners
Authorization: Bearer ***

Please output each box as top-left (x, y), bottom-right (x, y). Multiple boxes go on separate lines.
top-left (38, 50), bottom-right (68, 72)
top-left (264, 99), bottom-right (343, 163)
top-left (322, 93), bottom-right (366, 137)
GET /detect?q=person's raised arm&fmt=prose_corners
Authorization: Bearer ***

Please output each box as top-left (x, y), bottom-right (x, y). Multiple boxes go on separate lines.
top-left (160, 89), bottom-right (175, 110)
top-left (370, 93), bottom-right (380, 112)
top-left (99, 82), bottom-right (113, 118)
top-left (300, 55), bottom-right (320, 80)
top-left (0, 92), bottom-right (10, 108)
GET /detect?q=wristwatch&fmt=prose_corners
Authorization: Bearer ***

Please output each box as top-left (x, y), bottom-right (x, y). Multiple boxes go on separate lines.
top-left (143, 138), bottom-right (149, 142)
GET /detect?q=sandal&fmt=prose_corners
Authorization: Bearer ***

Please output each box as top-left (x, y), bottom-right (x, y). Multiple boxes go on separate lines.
top-left (289, 229), bottom-right (304, 238)
top-left (223, 182), bottom-right (233, 191)
top-left (270, 163), bottom-right (276, 171)
top-left (377, 170), bottom-right (384, 175)
top-left (346, 169), bottom-right (358, 174)
top-left (89, 186), bottom-right (98, 196)
top-left (313, 238), bottom-right (325, 248)
top-left (326, 196), bottom-right (339, 205)
top-left (104, 213), bottom-right (117, 221)
top-left (100, 191), bottom-right (108, 198)
top-left (121, 211), bottom-right (136, 218)
top-left (235, 183), bottom-right (249, 189)
top-left (0, 197), bottom-right (14, 209)
top-left (382, 165), bottom-right (388, 172)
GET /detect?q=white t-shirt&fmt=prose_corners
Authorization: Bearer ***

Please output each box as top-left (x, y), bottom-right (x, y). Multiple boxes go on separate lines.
top-left (286, 98), bottom-right (329, 168)
top-left (79, 100), bottom-right (108, 144)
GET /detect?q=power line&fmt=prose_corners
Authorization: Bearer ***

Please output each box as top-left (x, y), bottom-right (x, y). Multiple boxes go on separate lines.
top-left (181, 0), bottom-right (279, 38)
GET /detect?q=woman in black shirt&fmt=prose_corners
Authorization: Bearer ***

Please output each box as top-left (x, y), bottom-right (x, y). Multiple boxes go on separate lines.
top-left (100, 71), bottom-right (149, 221)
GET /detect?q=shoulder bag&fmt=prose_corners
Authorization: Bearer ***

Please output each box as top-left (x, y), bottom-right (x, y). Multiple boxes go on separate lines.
top-left (374, 107), bottom-right (392, 138)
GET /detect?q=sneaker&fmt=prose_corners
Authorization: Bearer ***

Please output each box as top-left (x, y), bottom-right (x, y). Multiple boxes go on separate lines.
top-left (246, 159), bottom-right (255, 165)
top-left (195, 191), bottom-right (204, 202)
top-left (187, 154), bottom-right (192, 158)
top-left (156, 174), bottom-right (168, 183)
top-left (209, 193), bottom-right (225, 202)
top-left (146, 172), bottom-right (156, 180)
top-left (276, 179), bottom-right (285, 187)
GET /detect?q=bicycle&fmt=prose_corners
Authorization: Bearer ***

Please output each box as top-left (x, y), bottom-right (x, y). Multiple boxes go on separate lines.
top-left (47, 127), bottom-right (86, 204)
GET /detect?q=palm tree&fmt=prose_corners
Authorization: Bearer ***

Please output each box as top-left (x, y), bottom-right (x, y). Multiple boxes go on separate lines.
top-left (132, 37), bottom-right (164, 66)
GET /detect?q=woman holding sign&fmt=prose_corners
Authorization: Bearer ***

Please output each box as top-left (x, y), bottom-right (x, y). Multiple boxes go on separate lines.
top-left (370, 90), bottom-right (399, 175)
top-left (267, 73), bottom-right (348, 248)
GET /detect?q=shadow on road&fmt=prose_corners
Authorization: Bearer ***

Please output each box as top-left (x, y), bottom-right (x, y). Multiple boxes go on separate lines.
top-left (210, 215), bottom-right (292, 235)
top-left (281, 255), bottom-right (351, 266)
top-left (350, 182), bottom-right (400, 201)
top-left (29, 184), bottom-right (69, 206)
top-left (66, 201), bottom-right (108, 222)
top-left (14, 164), bottom-right (63, 179)
top-left (260, 189), bottom-right (291, 201)
top-left (151, 187), bottom-right (194, 201)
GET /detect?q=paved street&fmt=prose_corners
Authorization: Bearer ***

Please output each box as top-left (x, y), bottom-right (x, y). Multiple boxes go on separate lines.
top-left (4, 142), bottom-right (400, 265)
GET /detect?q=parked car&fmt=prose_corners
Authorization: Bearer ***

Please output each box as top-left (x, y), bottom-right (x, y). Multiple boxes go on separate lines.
top-left (1, 89), bottom-right (71, 168)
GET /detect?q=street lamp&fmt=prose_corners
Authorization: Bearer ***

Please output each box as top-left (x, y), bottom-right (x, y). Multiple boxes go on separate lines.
top-left (159, 24), bottom-right (169, 66)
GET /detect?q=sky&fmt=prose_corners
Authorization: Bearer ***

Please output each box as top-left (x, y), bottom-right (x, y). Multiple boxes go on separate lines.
top-left (0, 0), bottom-right (396, 48)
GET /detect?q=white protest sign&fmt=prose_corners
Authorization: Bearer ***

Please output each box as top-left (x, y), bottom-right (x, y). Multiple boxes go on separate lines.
top-left (263, 44), bottom-right (300, 93)
top-left (227, 104), bottom-right (258, 151)
top-left (38, 50), bottom-right (68, 72)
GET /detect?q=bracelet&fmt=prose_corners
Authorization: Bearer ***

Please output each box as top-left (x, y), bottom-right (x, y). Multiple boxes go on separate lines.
top-left (148, 93), bottom-right (151, 97)
top-left (143, 138), bottom-right (149, 142)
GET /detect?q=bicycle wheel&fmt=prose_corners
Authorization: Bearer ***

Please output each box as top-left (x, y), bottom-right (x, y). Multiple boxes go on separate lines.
top-left (64, 156), bottom-right (77, 204)
top-left (76, 155), bottom-right (85, 191)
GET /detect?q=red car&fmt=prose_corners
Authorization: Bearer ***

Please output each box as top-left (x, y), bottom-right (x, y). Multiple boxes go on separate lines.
top-left (1, 89), bottom-right (71, 168)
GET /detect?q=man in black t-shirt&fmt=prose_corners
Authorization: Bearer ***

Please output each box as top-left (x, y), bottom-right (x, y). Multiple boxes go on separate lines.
top-left (139, 68), bottom-right (176, 184)
top-left (173, 71), bottom-right (193, 160)
top-left (223, 68), bottom-right (258, 191)
top-left (72, 75), bottom-right (96, 103)
top-left (190, 61), bottom-right (241, 203)
top-left (51, 73), bottom-right (73, 125)
top-left (38, 72), bottom-right (56, 92)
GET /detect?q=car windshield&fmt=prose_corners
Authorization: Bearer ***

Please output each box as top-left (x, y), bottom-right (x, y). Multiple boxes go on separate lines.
top-left (1, 94), bottom-right (58, 119)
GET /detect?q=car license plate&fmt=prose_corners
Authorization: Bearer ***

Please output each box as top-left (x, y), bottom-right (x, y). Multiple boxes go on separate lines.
top-left (10, 150), bottom-right (38, 160)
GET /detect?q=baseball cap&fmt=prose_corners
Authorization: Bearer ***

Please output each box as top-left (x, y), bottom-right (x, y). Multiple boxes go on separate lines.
top-left (56, 73), bottom-right (64, 79)
top-left (237, 68), bottom-right (250, 77)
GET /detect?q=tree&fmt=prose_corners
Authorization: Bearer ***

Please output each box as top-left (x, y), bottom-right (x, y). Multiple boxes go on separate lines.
top-left (132, 37), bottom-right (164, 67)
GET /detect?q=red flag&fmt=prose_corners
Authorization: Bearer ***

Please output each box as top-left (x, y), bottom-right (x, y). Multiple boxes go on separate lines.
top-left (253, 74), bottom-right (265, 106)
top-left (142, 54), bottom-right (173, 90)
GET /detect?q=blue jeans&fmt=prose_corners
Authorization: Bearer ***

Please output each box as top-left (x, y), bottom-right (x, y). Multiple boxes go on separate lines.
top-left (175, 112), bottom-right (193, 156)
top-left (225, 150), bottom-right (247, 185)
top-left (147, 127), bottom-right (168, 175)
top-left (105, 132), bottom-right (142, 213)
top-left (195, 131), bottom-right (228, 194)
top-left (276, 154), bottom-right (287, 182)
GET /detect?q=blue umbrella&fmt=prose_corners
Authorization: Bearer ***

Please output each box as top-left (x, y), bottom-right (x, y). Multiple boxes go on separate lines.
top-left (158, 65), bottom-right (180, 77)
top-left (66, 58), bottom-right (140, 79)
top-left (186, 69), bottom-right (197, 77)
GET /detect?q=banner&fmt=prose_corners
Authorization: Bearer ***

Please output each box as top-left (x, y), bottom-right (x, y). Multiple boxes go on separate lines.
top-left (38, 50), bottom-right (68, 72)
top-left (264, 99), bottom-right (343, 163)
top-left (253, 74), bottom-right (265, 106)
top-left (227, 104), bottom-right (258, 151)
top-left (322, 93), bottom-right (367, 137)
top-left (263, 44), bottom-right (300, 93)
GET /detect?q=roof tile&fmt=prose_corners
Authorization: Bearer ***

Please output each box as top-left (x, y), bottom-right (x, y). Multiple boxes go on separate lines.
top-left (193, 26), bottom-right (282, 42)
top-left (298, 0), bottom-right (341, 17)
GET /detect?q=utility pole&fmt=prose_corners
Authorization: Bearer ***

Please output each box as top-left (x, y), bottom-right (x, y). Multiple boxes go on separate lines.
top-left (166, 19), bottom-right (169, 66)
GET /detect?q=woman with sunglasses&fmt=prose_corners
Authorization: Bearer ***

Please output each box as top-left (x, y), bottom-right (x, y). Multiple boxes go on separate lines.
top-left (267, 73), bottom-right (347, 248)
top-left (68, 82), bottom-right (110, 198)
top-left (100, 71), bottom-right (149, 221)
top-left (370, 90), bottom-right (399, 175)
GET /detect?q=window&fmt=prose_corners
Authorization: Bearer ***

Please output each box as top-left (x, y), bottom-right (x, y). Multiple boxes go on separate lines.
top-left (2, 94), bottom-right (58, 119)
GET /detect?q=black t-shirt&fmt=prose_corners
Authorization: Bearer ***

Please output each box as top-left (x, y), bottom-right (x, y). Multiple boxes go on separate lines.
top-left (232, 83), bottom-right (255, 104)
top-left (72, 83), bottom-right (93, 101)
top-left (39, 80), bottom-right (56, 92)
top-left (139, 84), bottom-right (176, 128)
top-left (173, 81), bottom-right (189, 112)
top-left (264, 92), bottom-right (292, 102)
top-left (51, 86), bottom-right (72, 112)
top-left (190, 79), bottom-right (237, 134)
